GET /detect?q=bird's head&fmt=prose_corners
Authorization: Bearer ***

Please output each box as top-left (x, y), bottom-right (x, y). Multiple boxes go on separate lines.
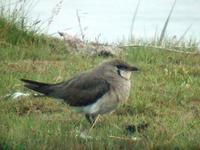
top-left (99, 59), bottom-right (139, 80)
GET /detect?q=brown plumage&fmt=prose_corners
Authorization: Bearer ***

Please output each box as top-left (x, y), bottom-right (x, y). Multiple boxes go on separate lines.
top-left (21, 59), bottom-right (139, 123)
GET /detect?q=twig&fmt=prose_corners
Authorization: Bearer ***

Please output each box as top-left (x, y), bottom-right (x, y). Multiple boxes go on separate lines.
top-left (167, 131), bottom-right (184, 144)
top-left (89, 115), bottom-right (101, 132)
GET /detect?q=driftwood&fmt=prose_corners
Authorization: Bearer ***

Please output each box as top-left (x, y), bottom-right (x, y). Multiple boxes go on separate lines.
top-left (58, 32), bottom-right (199, 56)
top-left (58, 32), bottom-right (122, 56)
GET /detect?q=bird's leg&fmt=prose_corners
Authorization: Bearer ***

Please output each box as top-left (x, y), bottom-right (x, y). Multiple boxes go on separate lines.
top-left (85, 114), bottom-right (101, 131)
top-left (89, 115), bottom-right (101, 132)
top-left (85, 114), bottom-right (96, 124)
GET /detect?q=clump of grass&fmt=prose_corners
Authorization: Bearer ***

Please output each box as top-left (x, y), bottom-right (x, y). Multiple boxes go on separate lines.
top-left (0, 1), bottom-right (67, 61)
top-left (127, 0), bottom-right (199, 53)
top-left (0, 15), bottom-right (40, 46)
top-left (0, 0), bottom-right (40, 45)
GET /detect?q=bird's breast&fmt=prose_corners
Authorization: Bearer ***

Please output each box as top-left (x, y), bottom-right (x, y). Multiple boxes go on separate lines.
top-left (112, 79), bottom-right (131, 103)
top-left (75, 79), bottom-right (131, 115)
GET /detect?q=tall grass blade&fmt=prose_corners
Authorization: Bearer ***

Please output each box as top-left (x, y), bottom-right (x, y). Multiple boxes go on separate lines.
top-left (159, 0), bottom-right (176, 45)
top-left (129, 0), bottom-right (141, 41)
top-left (176, 24), bottom-right (192, 45)
top-left (76, 10), bottom-right (85, 41)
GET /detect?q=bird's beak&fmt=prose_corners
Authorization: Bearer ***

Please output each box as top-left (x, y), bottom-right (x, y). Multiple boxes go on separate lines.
top-left (130, 66), bottom-right (139, 72)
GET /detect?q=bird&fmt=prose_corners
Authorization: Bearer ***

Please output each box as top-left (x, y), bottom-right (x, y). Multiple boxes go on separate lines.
top-left (21, 59), bottom-right (139, 123)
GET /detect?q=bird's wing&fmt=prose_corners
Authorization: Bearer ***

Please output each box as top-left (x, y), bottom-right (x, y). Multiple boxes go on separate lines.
top-left (49, 73), bottom-right (110, 106)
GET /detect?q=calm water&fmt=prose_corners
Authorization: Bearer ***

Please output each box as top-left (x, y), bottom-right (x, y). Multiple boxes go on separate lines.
top-left (10, 0), bottom-right (200, 43)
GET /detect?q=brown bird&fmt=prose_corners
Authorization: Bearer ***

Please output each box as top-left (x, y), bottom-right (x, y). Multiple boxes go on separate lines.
top-left (21, 59), bottom-right (139, 123)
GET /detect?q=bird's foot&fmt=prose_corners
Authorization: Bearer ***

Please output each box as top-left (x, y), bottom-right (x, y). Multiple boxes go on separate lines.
top-left (85, 114), bottom-right (96, 124)
top-left (89, 114), bottom-right (101, 132)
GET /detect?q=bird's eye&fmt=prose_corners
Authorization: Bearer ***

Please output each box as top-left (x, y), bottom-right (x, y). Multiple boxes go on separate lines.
top-left (116, 64), bottom-right (128, 70)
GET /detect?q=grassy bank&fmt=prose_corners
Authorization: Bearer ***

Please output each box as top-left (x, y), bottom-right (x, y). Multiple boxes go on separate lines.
top-left (0, 3), bottom-right (200, 150)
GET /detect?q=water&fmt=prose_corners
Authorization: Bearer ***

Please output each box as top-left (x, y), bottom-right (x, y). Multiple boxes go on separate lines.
top-left (10, 0), bottom-right (200, 43)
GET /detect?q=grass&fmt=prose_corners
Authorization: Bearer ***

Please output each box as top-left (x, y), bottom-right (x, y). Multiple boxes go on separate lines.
top-left (158, 0), bottom-right (176, 45)
top-left (0, 1), bottom-right (200, 150)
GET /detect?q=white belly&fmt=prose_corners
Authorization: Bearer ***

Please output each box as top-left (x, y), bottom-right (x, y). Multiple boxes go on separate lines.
top-left (75, 79), bottom-right (131, 116)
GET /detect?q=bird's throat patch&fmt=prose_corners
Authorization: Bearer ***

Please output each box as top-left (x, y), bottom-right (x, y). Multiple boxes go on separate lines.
top-left (119, 70), bottom-right (131, 80)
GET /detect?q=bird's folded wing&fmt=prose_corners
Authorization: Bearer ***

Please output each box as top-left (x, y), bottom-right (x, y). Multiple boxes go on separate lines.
top-left (50, 74), bottom-right (110, 106)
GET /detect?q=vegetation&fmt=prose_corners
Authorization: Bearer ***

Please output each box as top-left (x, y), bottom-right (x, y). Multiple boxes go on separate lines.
top-left (0, 1), bottom-right (200, 150)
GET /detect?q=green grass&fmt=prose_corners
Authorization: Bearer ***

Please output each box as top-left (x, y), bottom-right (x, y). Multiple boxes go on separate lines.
top-left (0, 5), bottom-right (200, 150)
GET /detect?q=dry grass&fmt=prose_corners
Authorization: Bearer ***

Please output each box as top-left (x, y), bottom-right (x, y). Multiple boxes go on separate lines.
top-left (0, 47), bottom-right (200, 149)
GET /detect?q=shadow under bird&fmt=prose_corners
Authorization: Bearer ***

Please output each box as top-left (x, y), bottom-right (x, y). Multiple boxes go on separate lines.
top-left (21, 59), bottom-right (139, 123)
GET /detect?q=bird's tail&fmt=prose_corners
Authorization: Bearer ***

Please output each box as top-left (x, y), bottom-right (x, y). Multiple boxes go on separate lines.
top-left (21, 79), bottom-right (54, 95)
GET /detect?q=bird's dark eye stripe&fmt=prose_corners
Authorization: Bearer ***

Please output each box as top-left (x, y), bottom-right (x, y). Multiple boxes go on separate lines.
top-left (117, 69), bottom-right (121, 76)
top-left (116, 64), bottom-right (128, 70)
